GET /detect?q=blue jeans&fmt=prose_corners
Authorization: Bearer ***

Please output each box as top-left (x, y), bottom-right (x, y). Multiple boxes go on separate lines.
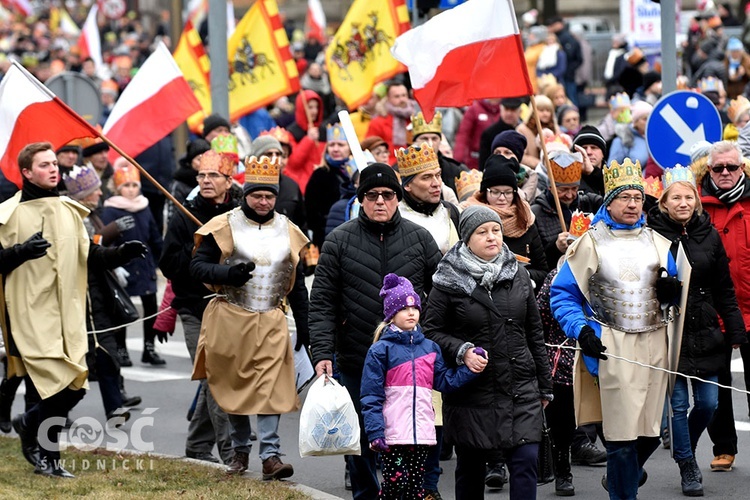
top-left (423, 425), bottom-right (442, 490)
top-left (671, 374), bottom-right (718, 461)
top-left (606, 437), bottom-right (659, 500)
top-left (227, 414), bottom-right (280, 461)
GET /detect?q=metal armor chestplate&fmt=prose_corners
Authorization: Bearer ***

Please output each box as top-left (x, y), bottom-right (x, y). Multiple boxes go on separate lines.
top-left (587, 222), bottom-right (664, 333)
top-left (224, 210), bottom-right (293, 312)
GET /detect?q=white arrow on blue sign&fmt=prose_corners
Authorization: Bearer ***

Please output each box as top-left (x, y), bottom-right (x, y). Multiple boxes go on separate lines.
top-left (646, 91), bottom-right (723, 169)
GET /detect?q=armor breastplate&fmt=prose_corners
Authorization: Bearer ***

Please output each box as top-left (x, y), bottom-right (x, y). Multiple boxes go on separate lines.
top-left (587, 221), bottom-right (664, 333)
top-left (224, 209), bottom-right (293, 313)
top-left (399, 201), bottom-right (452, 254)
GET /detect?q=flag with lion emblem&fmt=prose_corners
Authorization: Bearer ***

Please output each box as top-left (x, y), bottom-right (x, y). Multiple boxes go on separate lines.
top-left (325, 0), bottom-right (410, 110)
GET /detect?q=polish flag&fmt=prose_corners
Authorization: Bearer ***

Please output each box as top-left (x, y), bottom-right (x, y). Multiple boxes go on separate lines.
top-left (77, 4), bottom-right (103, 69)
top-left (306, 0), bottom-right (326, 44)
top-left (6, 0), bottom-right (33, 16)
top-left (103, 42), bottom-right (202, 163)
top-left (0, 62), bottom-right (97, 188)
top-left (392, 0), bottom-right (532, 121)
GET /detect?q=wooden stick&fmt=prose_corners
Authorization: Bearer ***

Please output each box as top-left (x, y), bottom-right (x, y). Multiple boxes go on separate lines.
top-left (531, 95), bottom-right (567, 233)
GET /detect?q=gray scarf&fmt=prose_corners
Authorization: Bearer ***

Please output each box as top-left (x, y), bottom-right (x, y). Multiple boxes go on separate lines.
top-left (433, 241), bottom-right (519, 296)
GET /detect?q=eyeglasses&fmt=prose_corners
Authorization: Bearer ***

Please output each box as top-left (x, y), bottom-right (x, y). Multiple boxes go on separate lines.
top-left (614, 194), bottom-right (644, 204)
top-left (196, 172), bottom-right (227, 181)
top-left (364, 190), bottom-right (397, 201)
top-left (248, 193), bottom-right (277, 201)
top-left (486, 188), bottom-right (515, 199)
top-left (710, 164), bottom-right (742, 173)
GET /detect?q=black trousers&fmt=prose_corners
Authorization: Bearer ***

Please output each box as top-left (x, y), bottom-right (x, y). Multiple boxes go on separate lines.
top-left (707, 344), bottom-right (750, 455)
top-left (545, 384), bottom-right (576, 476)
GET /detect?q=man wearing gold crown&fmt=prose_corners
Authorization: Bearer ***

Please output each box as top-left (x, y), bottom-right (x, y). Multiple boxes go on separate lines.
top-left (410, 111), bottom-right (469, 198)
top-left (189, 155), bottom-right (310, 479)
top-left (549, 158), bottom-right (682, 499)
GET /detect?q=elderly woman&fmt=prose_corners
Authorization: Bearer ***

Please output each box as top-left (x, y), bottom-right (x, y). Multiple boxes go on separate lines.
top-left (647, 167), bottom-right (746, 497)
top-left (423, 205), bottom-right (553, 500)
top-left (463, 155), bottom-right (548, 290)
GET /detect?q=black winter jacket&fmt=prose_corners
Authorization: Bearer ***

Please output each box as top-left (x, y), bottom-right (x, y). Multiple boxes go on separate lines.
top-left (648, 209), bottom-right (747, 376)
top-left (422, 265), bottom-right (553, 450)
top-left (309, 209), bottom-right (442, 375)
top-left (504, 225), bottom-right (548, 291)
top-left (438, 153), bottom-right (469, 195)
top-left (305, 165), bottom-right (355, 249)
top-left (277, 174), bottom-right (307, 231)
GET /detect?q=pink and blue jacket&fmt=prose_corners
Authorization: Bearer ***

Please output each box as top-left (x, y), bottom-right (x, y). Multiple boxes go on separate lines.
top-left (361, 324), bottom-right (477, 446)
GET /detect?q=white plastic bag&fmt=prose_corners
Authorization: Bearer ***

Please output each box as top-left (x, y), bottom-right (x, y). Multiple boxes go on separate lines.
top-left (299, 374), bottom-right (361, 457)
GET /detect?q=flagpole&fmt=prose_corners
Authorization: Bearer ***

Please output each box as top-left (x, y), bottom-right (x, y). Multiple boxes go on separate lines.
top-left (531, 95), bottom-right (566, 233)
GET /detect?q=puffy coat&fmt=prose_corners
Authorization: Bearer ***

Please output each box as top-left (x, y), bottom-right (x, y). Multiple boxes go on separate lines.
top-left (276, 174), bottom-right (306, 231)
top-left (305, 165), bottom-right (355, 249)
top-left (503, 225), bottom-right (548, 291)
top-left (648, 209), bottom-right (747, 376)
top-left (422, 260), bottom-right (553, 450)
top-left (361, 324), bottom-right (476, 445)
top-left (454, 100), bottom-right (501, 171)
top-left (309, 210), bottom-right (442, 376)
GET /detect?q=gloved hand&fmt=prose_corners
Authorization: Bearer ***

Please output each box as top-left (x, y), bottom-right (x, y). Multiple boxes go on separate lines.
top-left (370, 438), bottom-right (390, 453)
top-left (113, 267), bottom-right (130, 287)
top-left (115, 216), bottom-right (136, 232)
top-left (656, 267), bottom-right (681, 304)
top-left (155, 329), bottom-right (170, 344)
top-left (226, 262), bottom-right (256, 287)
top-left (18, 231), bottom-right (51, 260)
top-left (578, 325), bottom-right (607, 360)
top-left (295, 328), bottom-right (310, 352)
top-left (117, 241), bottom-right (147, 261)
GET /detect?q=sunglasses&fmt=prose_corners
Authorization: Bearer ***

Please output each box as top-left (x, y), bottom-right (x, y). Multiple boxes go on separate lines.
top-left (711, 164), bottom-right (742, 173)
top-left (364, 190), bottom-right (397, 201)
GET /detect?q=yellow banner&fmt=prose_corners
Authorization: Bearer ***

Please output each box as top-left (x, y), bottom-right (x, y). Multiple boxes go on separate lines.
top-left (173, 20), bottom-right (211, 133)
top-left (325, 0), bottom-right (410, 110)
top-left (227, 0), bottom-right (299, 122)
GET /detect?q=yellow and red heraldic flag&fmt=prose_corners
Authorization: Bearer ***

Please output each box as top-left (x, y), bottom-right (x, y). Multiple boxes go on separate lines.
top-left (173, 19), bottom-right (211, 133)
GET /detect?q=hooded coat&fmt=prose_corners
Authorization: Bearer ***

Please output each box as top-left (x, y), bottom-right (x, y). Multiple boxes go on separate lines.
top-left (285, 90), bottom-right (326, 193)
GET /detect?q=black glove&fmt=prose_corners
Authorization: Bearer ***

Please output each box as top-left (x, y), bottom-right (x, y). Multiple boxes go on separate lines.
top-left (18, 231), bottom-right (51, 260)
top-left (295, 328), bottom-right (310, 352)
top-left (656, 267), bottom-right (681, 304)
top-left (578, 325), bottom-right (607, 360)
top-left (117, 241), bottom-right (147, 261)
top-left (226, 262), bottom-right (255, 287)
top-left (155, 329), bottom-right (170, 344)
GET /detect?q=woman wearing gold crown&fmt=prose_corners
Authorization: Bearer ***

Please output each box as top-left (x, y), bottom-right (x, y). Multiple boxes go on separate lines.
top-left (647, 165), bottom-right (745, 496)
top-left (550, 158), bottom-right (683, 499)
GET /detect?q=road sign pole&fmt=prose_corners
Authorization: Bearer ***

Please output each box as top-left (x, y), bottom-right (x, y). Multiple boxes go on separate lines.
top-left (208, 0), bottom-right (229, 120)
top-left (661, 0), bottom-right (677, 94)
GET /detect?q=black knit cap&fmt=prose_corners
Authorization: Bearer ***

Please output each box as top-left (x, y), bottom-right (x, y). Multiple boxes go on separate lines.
top-left (573, 125), bottom-right (607, 156)
top-left (180, 138), bottom-right (211, 169)
top-left (490, 130), bottom-right (527, 166)
top-left (481, 155), bottom-right (519, 192)
top-left (202, 114), bottom-right (231, 138)
top-left (356, 163), bottom-right (403, 202)
top-left (82, 141), bottom-right (109, 157)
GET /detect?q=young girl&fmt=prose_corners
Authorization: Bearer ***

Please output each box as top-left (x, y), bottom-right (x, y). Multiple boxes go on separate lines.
top-left (101, 161), bottom-right (164, 365)
top-left (361, 273), bottom-right (487, 499)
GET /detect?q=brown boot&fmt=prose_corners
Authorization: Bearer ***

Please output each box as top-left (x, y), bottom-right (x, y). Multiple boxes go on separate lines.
top-left (226, 451), bottom-right (249, 475)
top-left (262, 455), bottom-right (294, 480)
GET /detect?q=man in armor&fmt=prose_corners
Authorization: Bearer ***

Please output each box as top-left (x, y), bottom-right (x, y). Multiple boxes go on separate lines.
top-left (549, 158), bottom-right (682, 499)
top-left (189, 155), bottom-right (310, 479)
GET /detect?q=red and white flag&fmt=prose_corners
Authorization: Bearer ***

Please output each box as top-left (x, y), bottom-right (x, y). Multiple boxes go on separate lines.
top-left (103, 42), bottom-right (202, 162)
top-left (392, 0), bottom-right (532, 121)
top-left (77, 4), bottom-right (103, 69)
top-left (306, 0), bottom-right (326, 44)
top-left (0, 62), bottom-right (97, 188)
top-left (5, 0), bottom-right (33, 16)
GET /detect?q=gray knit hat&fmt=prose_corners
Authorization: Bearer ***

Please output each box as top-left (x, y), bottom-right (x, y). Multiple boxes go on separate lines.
top-left (251, 135), bottom-right (283, 157)
top-left (459, 205), bottom-right (503, 243)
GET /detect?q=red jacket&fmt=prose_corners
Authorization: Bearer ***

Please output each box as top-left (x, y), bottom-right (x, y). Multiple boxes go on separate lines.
top-left (700, 191), bottom-right (750, 331)
top-left (454, 100), bottom-right (500, 170)
top-left (285, 90), bottom-right (325, 193)
top-left (366, 115), bottom-right (406, 165)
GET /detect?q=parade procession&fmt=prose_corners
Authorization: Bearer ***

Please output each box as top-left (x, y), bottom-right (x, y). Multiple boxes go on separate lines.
top-left (4, 0), bottom-right (750, 498)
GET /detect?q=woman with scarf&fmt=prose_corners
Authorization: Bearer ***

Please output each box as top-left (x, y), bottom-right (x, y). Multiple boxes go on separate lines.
top-left (422, 205), bottom-right (553, 500)
top-left (516, 95), bottom-right (558, 169)
top-left (462, 155), bottom-right (548, 290)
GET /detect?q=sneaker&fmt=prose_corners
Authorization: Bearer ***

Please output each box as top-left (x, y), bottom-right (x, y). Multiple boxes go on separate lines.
top-left (142, 342), bottom-right (166, 365)
top-left (226, 451), bottom-right (249, 475)
top-left (485, 463), bottom-right (507, 489)
top-left (262, 455), bottom-right (294, 480)
top-left (424, 489), bottom-right (443, 500)
top-left (117, 347), bottom-right (133, 367)
top-left (571, 442), bottom-right (607, 466)
top-left (710, 454), bottom-right (734, 471)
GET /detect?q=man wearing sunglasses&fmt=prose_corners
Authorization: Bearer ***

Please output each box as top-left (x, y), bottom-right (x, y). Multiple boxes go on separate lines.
top-left (310, 163), bottom-right (442, 499)
top-left (700, 141), bottom-right (750, 473)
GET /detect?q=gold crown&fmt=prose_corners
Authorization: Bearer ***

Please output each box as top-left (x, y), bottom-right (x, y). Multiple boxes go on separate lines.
top-left (199, 150), bottom-right (235, 176)
top-left (243, 155), bottom-right (280, 187)
top-left (411, 111), bottom-right (442, 138)
top-left (643, 175), bottom-right (664, 198)
top-left (604, 158), bottom-right (644, 199)
top-left (113, 163), bottom-right (140, 188)
top-left (455, 170), bottom-right (482, 202)
top-left (728, 95), bottom-right (750, 124)
top-left (569, 210), bottom-right (593, 239)
top-left (549, 151), bottom-right (583, 185)
top-left (396, 143), bottom-right (440, 178)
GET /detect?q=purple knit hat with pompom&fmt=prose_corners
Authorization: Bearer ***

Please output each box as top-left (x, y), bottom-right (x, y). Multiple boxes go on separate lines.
top-left (380, 273), bottom-right (422, 322)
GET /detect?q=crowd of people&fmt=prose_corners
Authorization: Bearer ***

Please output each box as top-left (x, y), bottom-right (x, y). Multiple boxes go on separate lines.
top-left (3, 3), bottom-right (750, 500)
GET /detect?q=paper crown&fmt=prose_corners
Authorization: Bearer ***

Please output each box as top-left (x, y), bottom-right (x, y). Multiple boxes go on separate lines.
top-left (327, 123), bottom-right (347, 142)
top-left (549, 150), bottom-right (583, 185)
top-left (676, 75), bottom-right (691, 90)
top-left (243, 155), bottom-right (281, 187)
top-left (411, 111), bottom-right (443, 138)
top-left (609, 92), bottom-right (631, 110)
top-left (113, 163), bottom-right (141, 189)
top-left (604, 158), bottom-right (644, 198)
top-left (211, 134), bottom-right (239, 161)
top-left (728, 95), bottom-right (750, 124)
top-left (569, 210), bottom-right (594, 239)
top-left (663, 165), bottom-right (696, 190)
top-left (63, 164), bottom-right (101, 199)
top-left (455, 170), bottom-right (483, 202)
top-left (698, 76), bottom-right (724, 94)
top-left (396, 143), bottom-right (440, 178)
top-left (261, 126), bottom-right (293, 146)
top-left (643, 175), bottom-right (664, 199)
top-left (199, 150), bottom-right (235, 176)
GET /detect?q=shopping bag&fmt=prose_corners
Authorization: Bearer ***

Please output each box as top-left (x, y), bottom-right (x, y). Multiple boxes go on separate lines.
top-left (299, 374), bottom-right (361, 457)
top-left (537, 411), bottom-right (555, 485)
